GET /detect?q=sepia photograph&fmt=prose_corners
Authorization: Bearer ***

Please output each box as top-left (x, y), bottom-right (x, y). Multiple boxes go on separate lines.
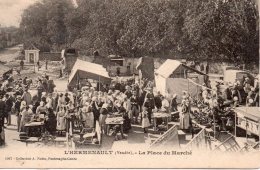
top-left (0, 0), bottom-right (259, 168)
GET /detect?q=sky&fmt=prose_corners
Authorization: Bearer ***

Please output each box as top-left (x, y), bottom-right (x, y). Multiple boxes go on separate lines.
top-left (0, 0), bottom-right (78, 27)
top-left (0, 0), bottom-right (38, 27)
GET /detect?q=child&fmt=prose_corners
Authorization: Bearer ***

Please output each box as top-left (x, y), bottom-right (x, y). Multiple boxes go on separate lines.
top-left (141, 106), bottom-right (150, 133)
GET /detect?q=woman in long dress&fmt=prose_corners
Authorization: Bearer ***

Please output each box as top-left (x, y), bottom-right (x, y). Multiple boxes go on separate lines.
top-left (179, 99), bottom-right (190, 130)
top-left (80, 102), bottom-right (94, 128)
top-left (56, 106), bottom-right (66, 135)
top-left (99, 103), bottom-right (109, 134)
top-left (20, 106), bottom-right (33, 132)
top-left (141, 107), bottom-right (150, 133)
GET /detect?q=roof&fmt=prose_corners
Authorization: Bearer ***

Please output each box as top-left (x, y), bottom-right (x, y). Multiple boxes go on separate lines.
top-left (155, 59), bottom-right (206, 78)
top-left (26, 44), bottom-right (40, 51)
top-left (225, 70), bottom-right (251, 74)
top-left (68, 59), bottom-right (111, 86)
top-left (234, 107), bottom-right (260, 122)
top-left (107, 54), bottom-right (122, 59)
top-left (0, 63), bottom-right (11, 75)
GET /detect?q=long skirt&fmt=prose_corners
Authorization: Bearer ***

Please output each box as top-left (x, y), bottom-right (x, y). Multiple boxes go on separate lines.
top-left (56, 116), bottom-right (66, 131)
top-left (83, 112), bottom-right (94, 128)
top-left (179, 112), bottom-right (190, 129)
top-left (99, 114), bottom-right (107, 127)
top-left (142, 117), bottom-right (150, 128)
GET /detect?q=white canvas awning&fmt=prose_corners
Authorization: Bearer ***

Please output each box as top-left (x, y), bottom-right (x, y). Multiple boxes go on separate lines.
top-left (68, 59), bottom-right (111, 86)
top-left (155, 59), bottom-right (206, 100)
top-left (155, 59), bottom-right (206, 78)
top-left (155, 59), bottom-right (182, 78)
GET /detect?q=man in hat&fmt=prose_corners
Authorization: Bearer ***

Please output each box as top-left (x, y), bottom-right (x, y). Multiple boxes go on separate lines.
top-left (143, 88), bottom-right (155, 124)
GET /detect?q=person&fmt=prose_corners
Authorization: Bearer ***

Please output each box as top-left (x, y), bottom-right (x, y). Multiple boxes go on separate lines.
top-left (22, 88), bottom-right (32, 105)
top-left (99, 103), bottom-right (109, 134)
top-left (231, 87), bottom-right (242, 104)
top-left (46, 93), bottom-right (53, 109)
top-left (47, 79), bottom-right (56, 94)
top-left (124, 86), bottom-right (132, 99)
top-left (161, 96), bottom-right (170, 112)
top-left (91, 96), bottom-right (100, 128)
top-left (143, 98), bottom-right (153, 124)
top-left (14, 96), bottom-right (22, 131)
top-left (254, 89), bottom-right (259, 106)
top-left (179, 99), bottom-right (190, 130)
top-left (116, 67), bottom-right (120, 76)
top-left (170, 94), bottom-right (178, 112)
top-left (0, 95), bottom-right (5, 128)
top-left (36, 101), bottom-right (47, 116)
top-left (80, 102), bottom-right (94, 128)
top-left (37, 61), bottom-right (40, 71)
top-left (56, 106), bottom-right (66, 135)
top-left (143, 87), bottom-right (155, 124)
top-left (5, 94), bottom-right (13, 126)
top-left (44, 108), bottom-right (57, 135)
top-left (45, 59), bottom-right (48, 70)
top-left (224, 84), bottom-right (233, 101)
top-left (20, 60), bottom-right (24, 70)
top-left (64, 93), bottom-right (70, 105)
top-left (246, 87), bottom-right (255, 105)
top-left (141, 106), bottom-right (150, 133)
top-left (20, 106), bottom-right (33, 132)
top-left (154, 91), bottom-right (162, 110)
top-left (36, 79), bottom-right (44, 101)
top-left (129, 91), bottom-right (140, 124)
top-left (57, 93), bottom-right (65, 109)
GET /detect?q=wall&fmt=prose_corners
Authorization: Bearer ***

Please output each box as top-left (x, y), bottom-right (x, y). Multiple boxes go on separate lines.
top-left (25, 50), bottom-right (39, 63)
top-left (39, 52), bottom-right (61, 61)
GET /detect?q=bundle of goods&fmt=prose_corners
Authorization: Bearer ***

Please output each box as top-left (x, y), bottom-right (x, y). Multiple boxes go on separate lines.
top-left (190, 109), bottom-right (213, 128)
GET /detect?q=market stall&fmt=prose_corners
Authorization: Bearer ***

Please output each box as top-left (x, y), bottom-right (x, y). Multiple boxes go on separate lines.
top-left (105, 116), bottom-right (124, 139)
top-left (234, 107), bottom-right (260, 146)
top-left (68, 59), bottom-right (111, 89)
top-left (152, 112), bottom-right (171, 131)
top-left (154, 59), bottom-right (206, 102)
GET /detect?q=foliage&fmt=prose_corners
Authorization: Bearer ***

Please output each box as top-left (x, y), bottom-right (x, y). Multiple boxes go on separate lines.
top-left (19, 0), bottom-right (259, 64)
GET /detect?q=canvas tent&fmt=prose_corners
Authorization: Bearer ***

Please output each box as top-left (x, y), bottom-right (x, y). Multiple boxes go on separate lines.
top-left (155, 59), bottom-right (206, 102)
top-left (68, 59), bottom-right (111, 88)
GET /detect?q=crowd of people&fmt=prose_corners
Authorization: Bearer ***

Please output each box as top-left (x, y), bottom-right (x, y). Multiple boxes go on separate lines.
top-left (0, 70), bottom-right (259, 144)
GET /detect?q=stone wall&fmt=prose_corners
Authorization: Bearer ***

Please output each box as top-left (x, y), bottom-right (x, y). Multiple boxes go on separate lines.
top-left (39, 52), bottom-right (61, 61)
